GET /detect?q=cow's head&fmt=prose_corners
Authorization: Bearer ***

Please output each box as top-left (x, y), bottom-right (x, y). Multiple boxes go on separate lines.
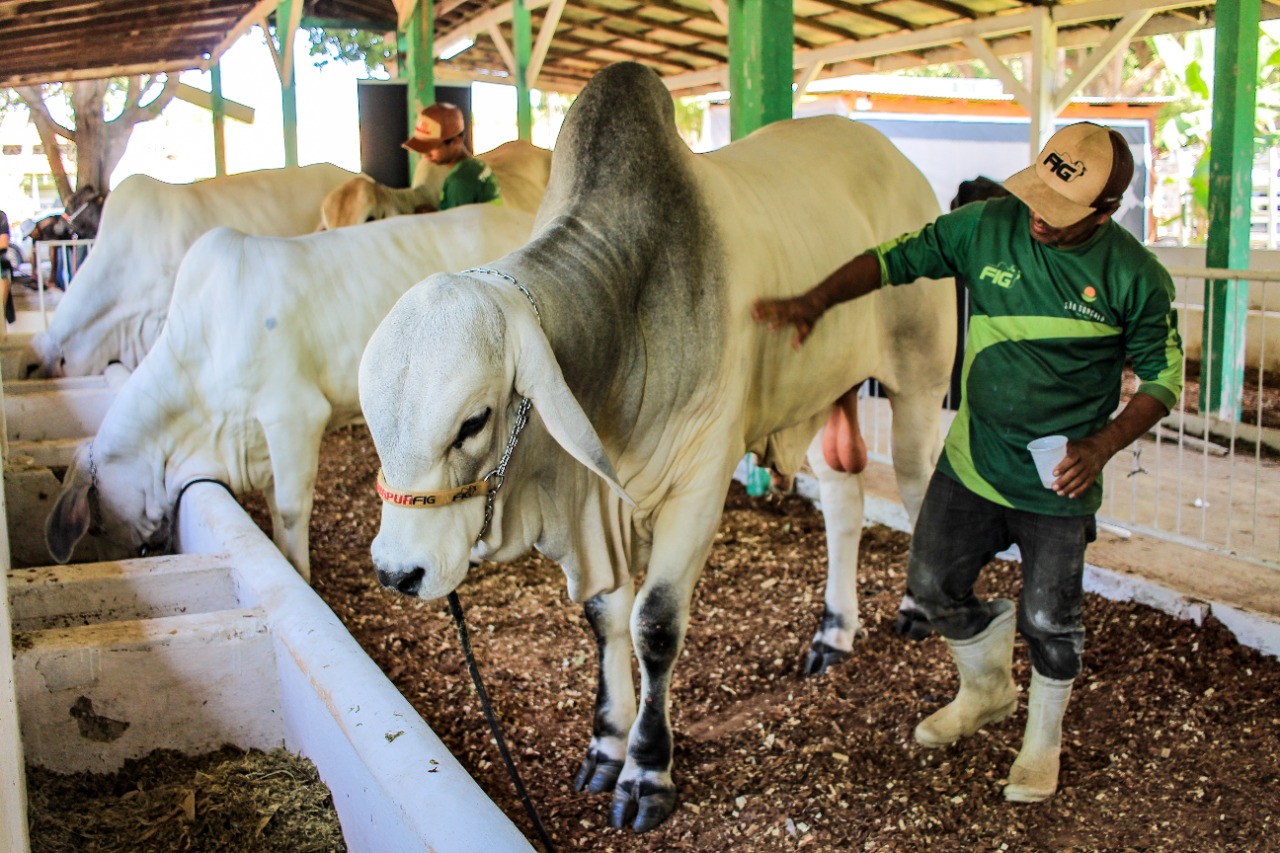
top-left (319, 175), bottom-right (400, 230)
top-left (359, 272), bottom-right (630, 600)
top-left (46, 440), bottom-right (173, 564)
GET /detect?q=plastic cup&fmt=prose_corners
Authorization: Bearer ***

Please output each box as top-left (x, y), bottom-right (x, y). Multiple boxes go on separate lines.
top-left (1027, 435), bottom-right (1068, 489)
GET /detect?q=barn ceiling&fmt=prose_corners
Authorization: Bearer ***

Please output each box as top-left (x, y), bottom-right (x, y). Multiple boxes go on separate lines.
top-left (0, 0), bottom-right (1271, 95)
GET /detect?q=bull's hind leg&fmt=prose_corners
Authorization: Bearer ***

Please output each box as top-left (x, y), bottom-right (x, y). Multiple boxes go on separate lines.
top-left (804, 428), bottom-right (866, 675)
top-left (886, 381), bottom-right (949, 641)
top-left (610, 477), bottom-right (727, 833)
top-left (574, 582), bottom-right (638, 795)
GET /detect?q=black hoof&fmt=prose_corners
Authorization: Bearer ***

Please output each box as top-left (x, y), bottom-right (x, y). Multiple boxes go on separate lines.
top-left (894, 609), bottom-right (934, 641)
top-left (609, 779), bottom-right (677, 833)
top-left (803, 641), bottom-right (850, 676)
top-left (573, 749), bottom-right (623, 794)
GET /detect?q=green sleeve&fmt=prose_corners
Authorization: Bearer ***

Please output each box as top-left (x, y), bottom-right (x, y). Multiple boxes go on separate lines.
top-left (1123, 255), bottom-right (1184, 411)
top-left (872, 202), bottom-right (984, 287)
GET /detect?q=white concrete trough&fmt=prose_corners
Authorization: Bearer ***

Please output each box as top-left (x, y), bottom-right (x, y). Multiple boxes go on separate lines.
top-left (3, 365), bottom-right (131, 568)
top-left (4, 481), bottom-right (535, 852)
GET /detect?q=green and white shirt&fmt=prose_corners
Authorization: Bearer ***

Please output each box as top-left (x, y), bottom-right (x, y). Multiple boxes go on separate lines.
top-left (874, 195), bottom-right (1183, 516)
top-left (440, 157), bottom-right (502, 211)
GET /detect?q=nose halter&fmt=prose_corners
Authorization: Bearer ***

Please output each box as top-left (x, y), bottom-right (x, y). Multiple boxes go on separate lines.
top-left (375, 267), bottom-right (539, 546)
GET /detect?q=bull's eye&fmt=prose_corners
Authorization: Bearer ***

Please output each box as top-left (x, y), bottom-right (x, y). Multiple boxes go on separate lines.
top-left (365, 215), bottom-right (376, 223)
top-left (453, 408), bottom-right (491, 450)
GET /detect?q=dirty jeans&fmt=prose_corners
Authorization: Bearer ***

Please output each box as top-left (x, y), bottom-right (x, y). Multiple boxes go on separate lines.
top-left (906, 471), bottom-right (1094, 680)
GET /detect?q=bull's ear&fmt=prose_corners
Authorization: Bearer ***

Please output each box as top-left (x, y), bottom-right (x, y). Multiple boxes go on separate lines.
top-left (46, 457), bottom-right (94, 564)
top-left (509, 308), bottom-right (635, 507)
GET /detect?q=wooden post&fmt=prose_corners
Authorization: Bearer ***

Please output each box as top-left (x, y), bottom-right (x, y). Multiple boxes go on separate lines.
top-left (1203, 0), bottom-right (1260, 421)
top-left (513, 0), bottom-right (533, 140)
top-left (275, 0), bottom-right (301, 168)
top-left (210, 61), bottom-right (227, 177)
top-left (402, 0), bottom-right (434, 174)
top-left (728, 0), bottom-right (792, 140)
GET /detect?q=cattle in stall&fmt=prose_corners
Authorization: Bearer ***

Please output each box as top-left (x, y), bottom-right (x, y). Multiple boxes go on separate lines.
top-left (358, 62), bottom-right (955, 832)
top-left (27, 163), bottom-right (355, 378)
top-left (43, 206), bottom-right (536, 579)
top-left (321, 139), bottom-right (553, 229)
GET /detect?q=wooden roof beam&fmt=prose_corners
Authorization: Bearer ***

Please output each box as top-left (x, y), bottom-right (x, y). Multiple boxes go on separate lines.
top-left (574, 0), bottom-right (727, 52)
top-left (494, 19), bottom-right (700, 71)
top-left (563, 8), bottom-right (727, 61)
top-left (804, 0), bottom-right (917, 33)
top-left (2, 0), bottom-right (249, 34)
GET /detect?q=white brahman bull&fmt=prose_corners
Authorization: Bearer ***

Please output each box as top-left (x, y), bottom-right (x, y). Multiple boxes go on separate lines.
top-left (28, 163), bottom-right (355, 378)
top-left (320, 139), bottom-right (553, 229)
top-left (44, 206), bottom-right (535, 580)
top-left (358, 62), bottom-right (955, 832)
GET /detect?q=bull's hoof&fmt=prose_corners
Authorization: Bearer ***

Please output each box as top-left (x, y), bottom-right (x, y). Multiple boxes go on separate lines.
top-left (894, 609), bottom-right (934, 641)
top-left (573, 749), bottom-right (623, 794)
top-left (609, 779), bottom-right (677, 833)
top-left (803, 641), bottom-right (850, 676)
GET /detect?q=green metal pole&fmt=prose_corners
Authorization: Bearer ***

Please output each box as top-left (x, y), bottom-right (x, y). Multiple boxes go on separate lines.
top-left (403, 0), bottom-right (435, 175)
top-left (513, 0), bottom-right (533, 140)
top-left (277, 0), bottom-right (299, 168)
top-left (1203, 0), bottom-right (1260, 421)
top-left (210, 61), bottom-right (227, 177)
top-left (727, 0), bottom-right (793, 140)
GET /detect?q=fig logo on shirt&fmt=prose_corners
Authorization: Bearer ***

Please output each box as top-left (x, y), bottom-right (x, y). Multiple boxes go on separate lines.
top-left (1081, 285), bottom-right (1098, 303)
top-left (978, 262), bottom-right (1022, 289)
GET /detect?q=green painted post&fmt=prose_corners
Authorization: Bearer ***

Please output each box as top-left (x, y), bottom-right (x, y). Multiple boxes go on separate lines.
top-left (277, 0), bottom-right (299, 168)
top-left (210, 61), bottom-right (227, 177)
top-left (728, 0), bottom-right (793, 140)
top-left (403, 0), bottom-right (435, 175)
top-left (1203, 0), bottom-right (1260, 421)
top-left (513, 0), bottom-right (533, 140)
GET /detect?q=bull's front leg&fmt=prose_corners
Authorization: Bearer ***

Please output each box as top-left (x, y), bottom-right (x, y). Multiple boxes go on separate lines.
top-left (259, 400), bottom-right (331, 583)
top-left (804, 429), bottom-right (866, 675)
top-left (611, 485), bottom-right (725, 833)
top-left (574, 581), bottom-right (637, 795)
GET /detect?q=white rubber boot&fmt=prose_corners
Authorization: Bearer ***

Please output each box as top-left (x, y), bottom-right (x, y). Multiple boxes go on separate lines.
top-left (1004, 669), bottom-right (1074, 802)
top-left (914, 599), bottom-right (1017, 748)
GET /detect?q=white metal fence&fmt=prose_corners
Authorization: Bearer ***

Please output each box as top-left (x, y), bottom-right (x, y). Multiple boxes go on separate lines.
top-left (31, 238), bottom-right (93, 329)
top-left (856, 264), bottom-right (1280, 571)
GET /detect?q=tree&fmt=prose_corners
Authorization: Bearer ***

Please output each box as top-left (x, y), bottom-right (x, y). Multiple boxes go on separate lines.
top-left (12, 75), bottom-right (181, 202)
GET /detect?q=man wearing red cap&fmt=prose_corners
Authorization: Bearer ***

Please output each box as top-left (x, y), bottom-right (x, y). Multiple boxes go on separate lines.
top-left (403, 103), bottom-right (501, 210)
top-left (753, 121), bottom-right (1184, 802)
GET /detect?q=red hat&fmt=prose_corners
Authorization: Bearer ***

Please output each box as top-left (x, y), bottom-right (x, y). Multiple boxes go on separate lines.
top-left (403, 103), bottom-right (465, 154)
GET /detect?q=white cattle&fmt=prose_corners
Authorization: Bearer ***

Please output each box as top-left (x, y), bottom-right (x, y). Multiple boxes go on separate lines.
top-left (358, 63), bottom-right (955, 833)
top-left (28, 163), bottom-right (356, 378)
top-left (44, 206), bottom-right (536, 580)
top-left (320, 139), bottom-right (553, 230)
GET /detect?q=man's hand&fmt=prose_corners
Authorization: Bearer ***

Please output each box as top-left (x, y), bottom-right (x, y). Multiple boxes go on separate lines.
top-left (1051, 435), bottom-right (1112, 498)
top-left (1051, 392), bottom-right (1170, 498)
top-left (751, 293), bottom-right (824, 349)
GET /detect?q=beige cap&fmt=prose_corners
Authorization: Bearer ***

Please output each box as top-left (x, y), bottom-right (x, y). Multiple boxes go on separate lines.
top-left (403, 103), bottom-right (466, 154)
top-left (1003, 122), bottom-right (1133, 228)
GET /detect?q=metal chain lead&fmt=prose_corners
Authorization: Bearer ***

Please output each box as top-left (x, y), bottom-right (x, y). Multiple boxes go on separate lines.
top-left (465, 267), bottom-right (542, 545)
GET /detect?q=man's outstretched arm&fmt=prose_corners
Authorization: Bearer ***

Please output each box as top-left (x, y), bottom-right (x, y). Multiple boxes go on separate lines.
top-left (751, 252), bottom-right (883, 349)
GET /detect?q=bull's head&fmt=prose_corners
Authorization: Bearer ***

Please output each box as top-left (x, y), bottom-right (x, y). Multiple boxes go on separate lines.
top-left (319, 175), bottom-right (400, 230)
top-left (45, 440), bottom-right (174, 564)
top-left (358, 271), bottom-right (630, 600)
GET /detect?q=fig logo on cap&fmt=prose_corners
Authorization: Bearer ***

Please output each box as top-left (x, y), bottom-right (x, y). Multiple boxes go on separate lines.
top-left (1044, 151), bottom-right (1087, 183)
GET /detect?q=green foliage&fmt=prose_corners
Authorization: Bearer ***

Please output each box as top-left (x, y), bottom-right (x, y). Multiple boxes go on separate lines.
top-left (306, 27), bottom-right (393, 74)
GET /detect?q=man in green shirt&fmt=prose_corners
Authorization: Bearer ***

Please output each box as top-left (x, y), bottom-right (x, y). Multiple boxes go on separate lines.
top-left (754, 122), bottom-right (1183, 803)
top-left (403, 102), bottom-right (501, 210)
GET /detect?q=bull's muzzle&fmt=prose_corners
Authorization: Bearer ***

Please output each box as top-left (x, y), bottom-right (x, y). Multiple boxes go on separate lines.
top-left (376, 565), bottom-right (426, 597)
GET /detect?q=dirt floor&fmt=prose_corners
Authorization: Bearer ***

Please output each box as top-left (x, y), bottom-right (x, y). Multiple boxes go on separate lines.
top-left (245, 425), bottom-right (1280, 853)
